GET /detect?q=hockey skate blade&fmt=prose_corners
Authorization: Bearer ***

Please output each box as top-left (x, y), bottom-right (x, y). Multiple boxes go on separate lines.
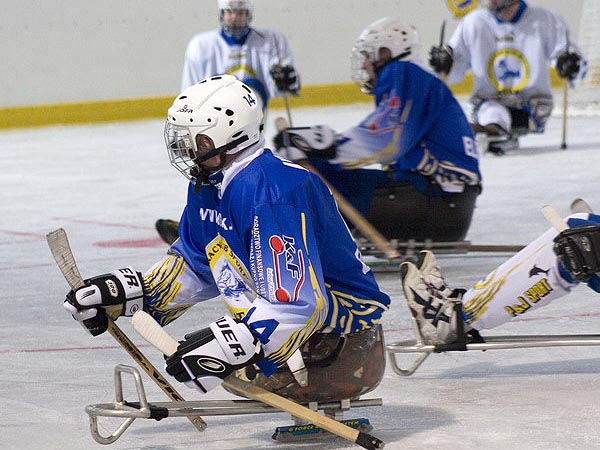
top-left (273, 418), bottom-right (373, 442)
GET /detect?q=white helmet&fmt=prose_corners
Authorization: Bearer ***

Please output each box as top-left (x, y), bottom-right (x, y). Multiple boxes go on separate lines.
top-left (350, 17), bottom-right (420, 94)
top-left (218, 0), bottom-right (253, 39)
top-left (165, 74), bottom-right (263, 182)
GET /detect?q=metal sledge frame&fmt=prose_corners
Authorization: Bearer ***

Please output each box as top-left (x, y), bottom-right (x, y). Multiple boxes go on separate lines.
top-left (86, 364), bottom-right (383, 445)
top-left (386, 334), bottom-right (600, 376)
top-left (387, 304), bottom-right (600, 379)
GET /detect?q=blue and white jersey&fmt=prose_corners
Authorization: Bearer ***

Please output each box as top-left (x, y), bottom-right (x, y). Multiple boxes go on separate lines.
top-left (332, 60), bottom-right (481, 193)
top-left (144, 146), bottom-right (390, 376)
top-left (181, 27), bottom-right (295, 106)
top-left (447, 1), bottom-right (587, 103)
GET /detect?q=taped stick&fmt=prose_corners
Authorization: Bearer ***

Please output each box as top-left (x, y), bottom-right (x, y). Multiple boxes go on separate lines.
top-left (46, 228), bottom-right (207, 432)
top-left (132, 310), bottom-right (385, 450)
top-left (275, 117), bottom-right (399, 259)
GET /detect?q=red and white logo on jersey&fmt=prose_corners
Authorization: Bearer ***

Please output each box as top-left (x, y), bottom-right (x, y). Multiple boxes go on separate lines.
top-left (269, 234), bottom-right (305, 302)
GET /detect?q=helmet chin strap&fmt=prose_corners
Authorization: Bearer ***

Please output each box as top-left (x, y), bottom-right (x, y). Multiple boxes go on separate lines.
top-left (364, 50), bottom-right (412, 94)
top-left (190, 134), bottom-right (250, 193)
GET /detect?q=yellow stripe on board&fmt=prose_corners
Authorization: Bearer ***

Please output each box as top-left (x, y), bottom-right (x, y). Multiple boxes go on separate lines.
top-left (0, 70), bottom-right (567, 130)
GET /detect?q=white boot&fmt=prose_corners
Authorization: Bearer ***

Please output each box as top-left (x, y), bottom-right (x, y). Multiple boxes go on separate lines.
top-left (416, 251), bottom-right (453, 296)
top-left (400, 260), bottom-right (461, 345)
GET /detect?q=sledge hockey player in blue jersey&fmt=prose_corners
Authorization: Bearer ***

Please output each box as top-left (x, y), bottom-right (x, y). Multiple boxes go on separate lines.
top-left (275, 17), bottom-right (482, 243)
top-left (429, 0), bottom-right (588, 154)
top-left (63, 75), bottom-right (389, 403)
top-left (156, 0), bottom-right (300, 246)
top-left (401, 210), bottom-right (600, 347)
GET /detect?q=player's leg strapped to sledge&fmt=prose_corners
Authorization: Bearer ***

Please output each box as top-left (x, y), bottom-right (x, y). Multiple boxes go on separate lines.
top-left (401, 213), bottom-right (600, 345)
top-left (473, 96), bottom-right (552, 155)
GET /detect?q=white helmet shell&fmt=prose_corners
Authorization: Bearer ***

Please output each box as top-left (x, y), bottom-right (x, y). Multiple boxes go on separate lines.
top-left (351, 17), bottom-right (420, 91)
top-left (165, 74), bottom-right (263, 181)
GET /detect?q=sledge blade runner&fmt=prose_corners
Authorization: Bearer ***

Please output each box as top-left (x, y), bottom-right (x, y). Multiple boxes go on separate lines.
top-left (273, 417), bottom-right (373, 442)
top-left (86, 364), bottom-right (383, 446)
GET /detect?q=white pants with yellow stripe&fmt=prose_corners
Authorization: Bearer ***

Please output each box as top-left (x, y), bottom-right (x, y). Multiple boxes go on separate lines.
top-left (462, 225), bottom-right (577, 331)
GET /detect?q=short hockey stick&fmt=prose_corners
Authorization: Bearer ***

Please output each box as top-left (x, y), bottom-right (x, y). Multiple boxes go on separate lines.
top-left (560, 30), bottom-right (570, 150)
top-left (275, 117), bottom-right (400, 259)
top-left (438, 20), bottom-right (449, 83)
top-left (46, 228), bottom-right (207, 432)
top-left (132, 310), bottom-right (385, 450)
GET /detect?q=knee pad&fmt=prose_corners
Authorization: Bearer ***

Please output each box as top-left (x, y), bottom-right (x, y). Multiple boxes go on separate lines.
top-left (474, 100), bottom-right (512, 134)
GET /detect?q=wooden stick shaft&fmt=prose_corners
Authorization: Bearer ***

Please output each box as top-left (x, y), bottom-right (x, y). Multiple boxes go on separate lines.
top-left (46, 229), bottom-right (206, 431)
top-left (296, 159), bottom-right (400, 259)
top-left (561, 80), bottom-right (568, 149)
top-left (132, 311), bottom-right (382, 449)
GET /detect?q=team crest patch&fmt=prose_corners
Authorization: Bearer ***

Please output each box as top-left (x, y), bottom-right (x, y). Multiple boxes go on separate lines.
top-left (445, 0), bottom-right (478, 18)
top-left (268, 234), bottom-right (305, 302)
top-left (487, 48), bottom-right (530, 94)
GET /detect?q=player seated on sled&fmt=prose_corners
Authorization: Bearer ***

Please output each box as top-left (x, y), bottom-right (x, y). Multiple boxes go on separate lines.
top-left (429, 0), bottom-right (588, 155)
top-left (274, 17), bottom-right (482, 243)
top-left (400, 211), bottom-right (600, 346)
top-left (63, 75), bottom-right (389, 404)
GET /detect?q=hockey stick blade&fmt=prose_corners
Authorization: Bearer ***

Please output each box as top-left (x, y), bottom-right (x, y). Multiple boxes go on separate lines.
top-left (47, 229), bottom-right (207, 433)
top-left (132, 311), bottom-right (385, 450)
top-left (47, 228), bottom-right (85, 290)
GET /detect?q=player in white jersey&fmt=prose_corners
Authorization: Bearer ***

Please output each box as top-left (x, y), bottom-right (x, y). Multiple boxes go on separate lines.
top-left (181, 0), bottom-right (299, 105)
top-left (156, 0), bottom-right (300, 246)
top-left (430, 0), bottom-right (587, 154)
top-left (401, 211), bottom-right (600, 346)
top-left (63, 75), bottom-right (390, 403)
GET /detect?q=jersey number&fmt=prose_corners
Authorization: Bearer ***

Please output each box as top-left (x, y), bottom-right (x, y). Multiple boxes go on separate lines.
top-left (243, 306), bottom-right (278, 344)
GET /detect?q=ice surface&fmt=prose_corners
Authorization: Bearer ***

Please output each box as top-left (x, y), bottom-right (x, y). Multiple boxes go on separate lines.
top-left (1, 99), bottom-right (600, 450)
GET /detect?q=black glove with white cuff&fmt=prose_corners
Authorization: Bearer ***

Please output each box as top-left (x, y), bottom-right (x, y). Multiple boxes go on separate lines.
top-left (63, 267), bottom-right (144, 336)
top-left (273, 124), bottom-right (338, 161)
top-left (556, 51), bottom-right (582, 81)
top-left (429, 45), bottom-right (453, 75)
top-left (270, 64), bottom-right (300, 94)
top-left (165, 315), bottom-right (264, 393)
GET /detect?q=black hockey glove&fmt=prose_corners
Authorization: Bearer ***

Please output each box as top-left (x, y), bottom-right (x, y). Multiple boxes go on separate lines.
top-left (64, 267), bottom-right (144, 336)
top-left (553, 225), bottom-right (600, 287)
top-left (165, 316), bottom-right (264, 393)
top-left (556, 51), bottom-right (582, 81)
top-left (270, 64), bottom-right (300, 95)
top-left (273, 125), bottom-right (337, 161)
top-left (429, 45), bottom-right (453, 75)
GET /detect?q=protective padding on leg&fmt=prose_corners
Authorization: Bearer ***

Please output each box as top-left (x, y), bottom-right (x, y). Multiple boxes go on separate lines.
top-left (554, 225), bottom-right (600, 282)
top-left (365, 182), bottom-right (480, 241)
top-left (475, 100), bottom-right (512, 132)
top-left (228, 325), bottom-right (386, 403)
